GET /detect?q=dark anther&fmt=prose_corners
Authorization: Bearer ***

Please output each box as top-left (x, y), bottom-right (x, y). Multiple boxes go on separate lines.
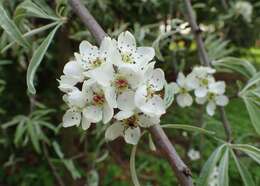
top-left (182, 167), bottom-right (192, 177)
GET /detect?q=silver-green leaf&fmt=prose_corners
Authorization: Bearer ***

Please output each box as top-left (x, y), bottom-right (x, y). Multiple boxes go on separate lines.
top-left (26, 23), bottom-right (62, 94)
top-left (0, 4), bottom-right (29, 48)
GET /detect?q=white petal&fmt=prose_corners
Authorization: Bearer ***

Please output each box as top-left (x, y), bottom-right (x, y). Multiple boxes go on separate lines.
top-left (195, 96), bottom-right (207, 104)
top-left (79, 40), bottom-right (99, 60)
top-left (171, 82), bottom-right (180, 94)
top-left (102, 103), bottom-right (114, 124)
top-left (209, 81), bottom-right (226, 94)
top-left (118, 31), bottom-right (136, 53)
top-left (177, 72), bottom-right (186, 87)
top-left (138, 114), bottom-right (160, 128)
top-left (105, 122), bottom-right (124, 141)
top-left (215, 95), bottom-right (229, 106)
top-left (149, 68), bottom-right (165, 91)
top-left (206, 101), bottom-right (216, 116)
top-left (118, 66), bottom-right (143, 89)
top-left (124, 127), bottom-right (141, 145)
top-left (114, 110), bottom-right (134, 120)
top-left (100, 36), bottom-right (114, 56)
top-left (134, 47), bottom-right (155, 67)
top-left (135, 85), bottom-right (148, 108)
top-left (140, 95), bottom-right (166, 117)
top-left (176, 93), bottom-right (193, 107)
top-left (81, 116), bottom-right (91, 130)
top-left (104, 86), bottom-right (117, 108)
top-left (106, 47), bottom-right (123, 66)
top-left (83, 106), bottom-right (102, 123)
top-left (117, 90), bottom-right (135, 111)
top-left (67, 88), bottom-right (86, 108)
top-left (195, 87), bottom-right (208, 98)
top-left (186, 73), bottom-right (199, 89)
top-left (63, 61), bottom-right (84, 81)
top-left (87, 63), bottom-right (115, 87)
top-left (63, 109), bottom-right (81, 128)
top-left (143, 61), bottom-right (155, 80)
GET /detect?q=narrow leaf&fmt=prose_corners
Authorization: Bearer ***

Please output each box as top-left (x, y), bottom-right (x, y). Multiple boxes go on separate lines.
top-left (218, 147), bottom-right (229, 186)
top-left (197, 144), bottom-right (225, 186)
top-left (26, 23), bottom-right (61, 94)
top-left (28, 121), bottom-right (41, 153)
top-left (163, 82), bottom-right (175, 109)
top-left (230, 150), bottom-right (255, 186)
top-left (231, 144), bottom-right (260, 165)
top-left (161, 124), bottom-right (215, 135)
top-left (0, 4), bottom-right (29, 48)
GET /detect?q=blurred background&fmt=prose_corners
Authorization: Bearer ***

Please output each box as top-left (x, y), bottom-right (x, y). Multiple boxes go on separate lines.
top-left (0, 0), bottom-right (260, 185)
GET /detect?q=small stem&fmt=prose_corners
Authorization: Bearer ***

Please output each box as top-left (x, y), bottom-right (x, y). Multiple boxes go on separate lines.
top-left (219, 107), bottom-right (232, 142)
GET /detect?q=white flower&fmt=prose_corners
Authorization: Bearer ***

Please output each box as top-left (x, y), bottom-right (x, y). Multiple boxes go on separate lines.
top-left (196, 81), bottom-right (229, 116)
top-left (109, 31), bottom-right (155, 71)
top-left (135, 68), bottom-right (166, 117)
top-left (187, 66), bottom-right (216, 98)
top-left (58, 60), bottom-right (84, 93)
top-left (62, 88), bottom-right (92, 130)
top-left (172, 72), bottom-right (193, 107)
top-left (75, 37), bottom-right (114, 75)
top-left (81, 79), bottom-right (114, 124)
top-left (90, 64), bottom-right (143, 110)
top-left (105, 110), bottom-right (160, 145)
top-left (187, 149), bottom-right (200, 161)
top-left (62, 108), bottom-right (92, 130)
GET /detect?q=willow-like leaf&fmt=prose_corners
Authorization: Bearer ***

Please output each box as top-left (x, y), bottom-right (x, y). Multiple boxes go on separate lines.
top-left (161, 124), bottom-right (215, 135)
top-left (26, 23), bottom-right (62, 94)
top-left (0, 4), bottom-right (29, 48)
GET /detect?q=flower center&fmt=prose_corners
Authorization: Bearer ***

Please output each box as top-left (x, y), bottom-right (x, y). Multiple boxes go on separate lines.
top-left (147, 85), bottom-right (155, 98)
top-left (179, 87), bottom-right (187, 94)
top-left (93, 94), bottom-right (105, 106)
top-left (114, 75), bottom-right (129, 91)
top-left (122, 53), bottom-right (134, 64)
top-left (208, 92), bottom-right (215, 100)
top-left (201, 78), bottom-right (209, 86)
top-left (91, 58), bottom-right (103, 68)
top-left (124, 115), bottom-right (139, 128)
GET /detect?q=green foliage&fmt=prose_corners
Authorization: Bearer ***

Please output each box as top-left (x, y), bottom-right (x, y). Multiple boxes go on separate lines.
top-left (0, 0), bottom-right (259, 185)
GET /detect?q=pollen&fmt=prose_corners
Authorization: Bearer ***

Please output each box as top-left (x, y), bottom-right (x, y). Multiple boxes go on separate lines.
top-left (93, 94), bottom-right (105, 106)
top-left (124, 115), bottom-right (139, 128)
top-left (122, 53), bottom-right (134, 64)
top-left (114, 75), bottom-right (129, 91)
top-left (91, 58), bottom-right (103, 68)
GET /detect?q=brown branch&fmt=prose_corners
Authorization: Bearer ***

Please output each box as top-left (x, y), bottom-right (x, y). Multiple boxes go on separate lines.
top-left (183, 0), bottom-right (210, 67)
top-left (219, 106), bottom-right (232, 142)
top-left (68, 0), bottom-right (193, 185)
top-left (184, 0), bottom-right (232, 142)
top-left (43, 143), bottom-right (65, 186)
top-left (68, 0), bottom-right (107, 44)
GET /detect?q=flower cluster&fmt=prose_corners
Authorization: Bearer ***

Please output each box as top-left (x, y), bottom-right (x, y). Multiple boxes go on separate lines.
top-left (59, 31), bottom-right (166, 145)
top-left (172, 66), bottom-right (229, 116)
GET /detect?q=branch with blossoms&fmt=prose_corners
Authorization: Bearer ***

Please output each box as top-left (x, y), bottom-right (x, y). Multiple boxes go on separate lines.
top-left (66, 0), bottom-right (193, 185)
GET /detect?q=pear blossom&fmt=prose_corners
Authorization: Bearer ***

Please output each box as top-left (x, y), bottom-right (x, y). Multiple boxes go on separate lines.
top-left (109, 31), bottom-right (155, 71)
top-left (105, 110), bottom-right (160, 145)
top-left (62, 88), bottom-right (92, 130)
top-left (90, 64), bottom-right (143, 110)
top-left (187, 149), bottom-right (200, 161)
top-left (172, 72), bottom-right (193, 107)
top-left (135, 67), bottom-right (166, 117)
top-left (58, 60), bottom-right (84, 93)
top-left (187, 66), bottom-right (216, 98)
top-left (75, 37), bottom-right (114, 76)
top-left (196, 81), bottom-right (229, 116)
top-left (81, 79), bottom-right (114, 124)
